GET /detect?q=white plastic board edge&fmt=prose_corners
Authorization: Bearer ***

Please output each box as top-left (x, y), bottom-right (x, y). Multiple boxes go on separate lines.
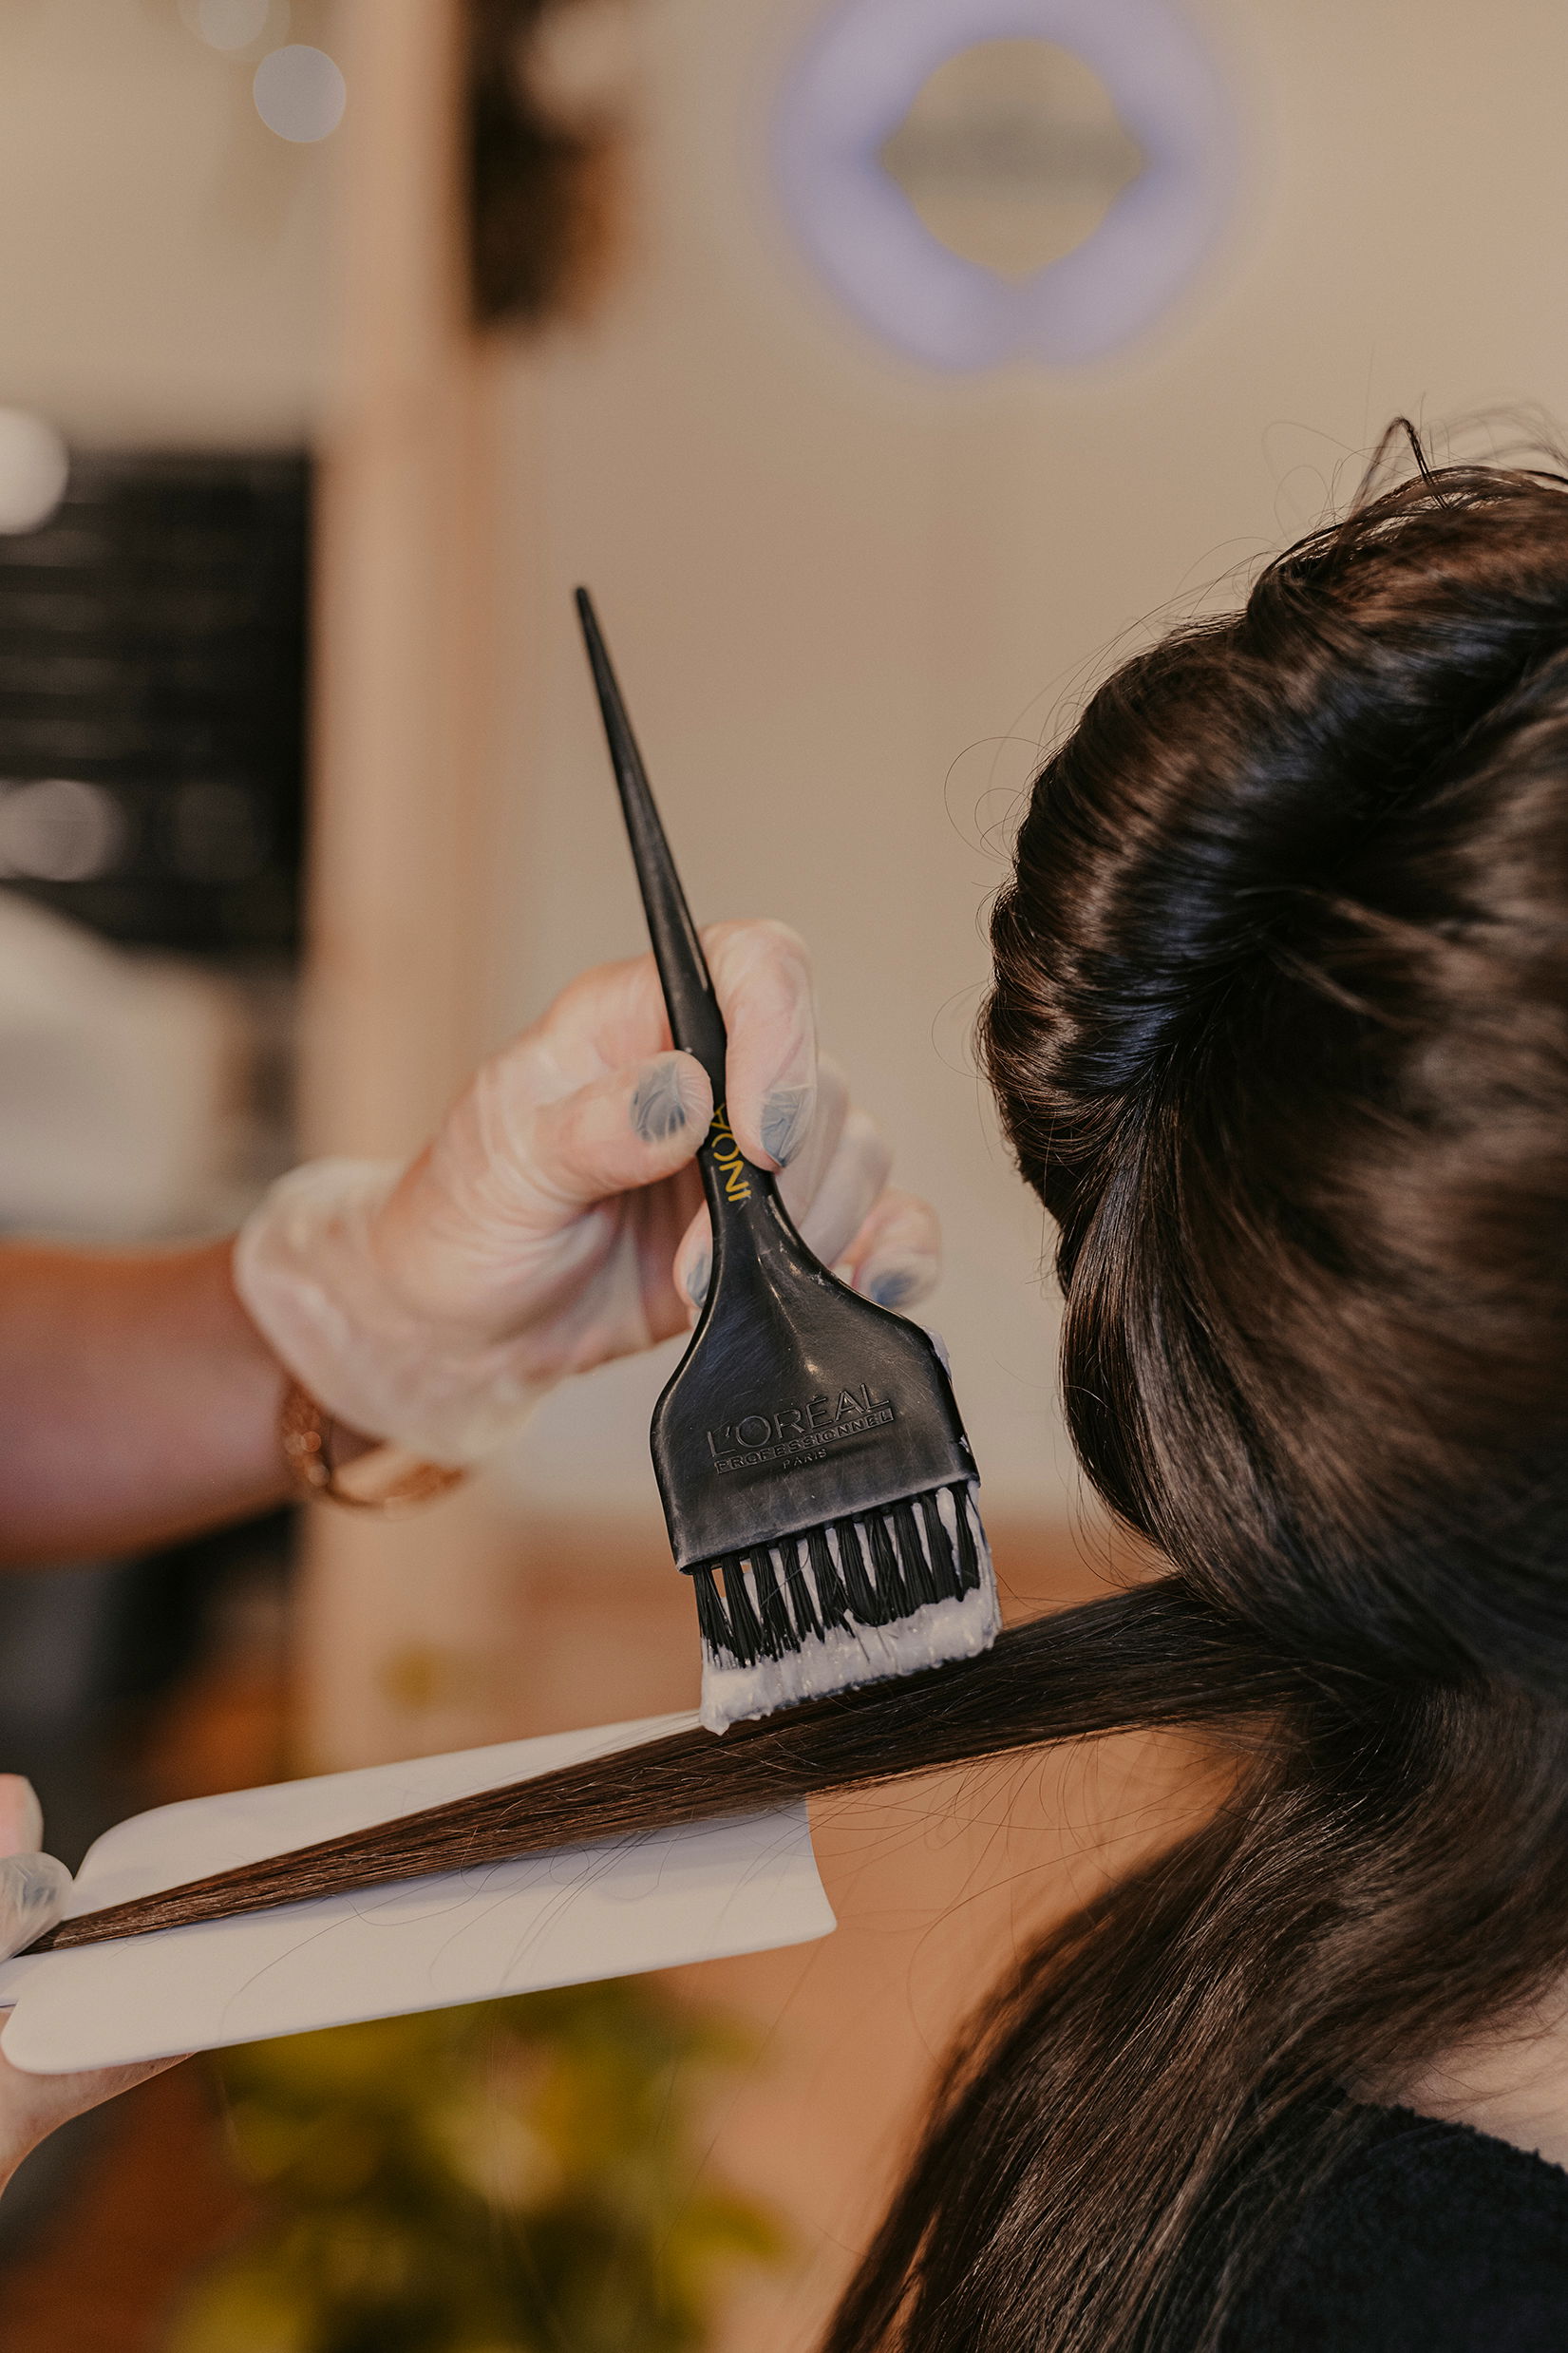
top-left (0, 1712), bottom-right (835, 2072)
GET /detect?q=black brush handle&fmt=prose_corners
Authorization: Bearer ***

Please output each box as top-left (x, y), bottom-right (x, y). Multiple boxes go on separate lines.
top-left (576, 588), bottom-right (778, 1258)
top-left (576, 589), bottom-right (727, 1093)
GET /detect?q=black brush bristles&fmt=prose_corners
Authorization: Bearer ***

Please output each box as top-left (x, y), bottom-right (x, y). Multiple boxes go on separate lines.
top-left (690, 1483), bottom-right (990, 1674)
top-left (576, 589), bottom-right (999, 1729)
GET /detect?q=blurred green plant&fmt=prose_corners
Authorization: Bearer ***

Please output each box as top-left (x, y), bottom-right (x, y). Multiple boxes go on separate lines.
top-left (168, 1979), bottom-right (782, 2353)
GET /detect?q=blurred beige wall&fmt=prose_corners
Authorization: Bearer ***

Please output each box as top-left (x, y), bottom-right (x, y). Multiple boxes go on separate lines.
top-left (484, 0), bottom-right (1568, 1547)
top-left (0, 0), bottom-right (332, 445)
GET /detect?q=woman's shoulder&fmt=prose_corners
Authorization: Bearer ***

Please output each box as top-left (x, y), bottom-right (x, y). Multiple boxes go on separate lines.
top-left (1231, 2103), bottom-right (1568, 2351)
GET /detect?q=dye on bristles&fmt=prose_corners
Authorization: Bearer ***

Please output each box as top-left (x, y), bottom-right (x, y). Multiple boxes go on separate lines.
top-left (577, 585), bottom-right (1000, 1731)
top-left (690, 1480), bottom-right (998, 1731)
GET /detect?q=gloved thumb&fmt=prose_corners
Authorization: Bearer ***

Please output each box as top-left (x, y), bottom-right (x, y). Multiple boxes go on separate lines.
top-left (0, 1853), bottom-right (71, 1960)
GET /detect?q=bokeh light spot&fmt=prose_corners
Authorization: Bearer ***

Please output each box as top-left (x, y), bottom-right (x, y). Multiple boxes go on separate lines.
top-left (0, 781), bottom-right (126, 883)
top-left (0, 412), bottom-right (67, 536)
top-left (253, 44), bottom-right (346, 143)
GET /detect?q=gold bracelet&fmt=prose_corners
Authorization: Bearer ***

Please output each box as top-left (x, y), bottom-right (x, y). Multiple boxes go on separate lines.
top-left (279, 1379), bottom-right (467, 1514)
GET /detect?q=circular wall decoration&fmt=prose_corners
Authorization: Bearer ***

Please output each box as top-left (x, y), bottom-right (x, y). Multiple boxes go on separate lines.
top-left (773, 0), bottom-right (1233, 370)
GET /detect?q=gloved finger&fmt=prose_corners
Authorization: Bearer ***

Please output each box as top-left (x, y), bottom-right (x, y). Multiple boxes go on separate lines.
top-left (703, 920), bottom-right (818, 1172)
top-left (523, 950), bottom-right (684, 1089)
top-left (670, 1059), bottom-right (855, 1313)
top-left (0, 1775), bottom-right (68, 1962)
top-left (774, 1056), bottom-right (849, 1218)
top-left (0, 1775), bottom-right (42, 1857)
top-left (678, 1177), bottom-right (941, 1320)
top-left (790, 1105), bottom-right (893, 1273)
top-left (420, 1048), bottom-right (714, 1247)
top-left (0, 1854), bottom-right (70, 1961)
top-left (841, 1186), bottom-right (942, 1310)
top-left (526, 1050), bottom-right (714, 1213)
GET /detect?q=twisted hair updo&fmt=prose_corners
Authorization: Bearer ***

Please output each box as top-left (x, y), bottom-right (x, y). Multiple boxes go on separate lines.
top-left (989, 457), bottom-right (1568, 1694)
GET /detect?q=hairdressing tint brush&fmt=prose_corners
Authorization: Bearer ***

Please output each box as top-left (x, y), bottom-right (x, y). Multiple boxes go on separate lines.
top-left (576, 589), bottom-right (999, 1732)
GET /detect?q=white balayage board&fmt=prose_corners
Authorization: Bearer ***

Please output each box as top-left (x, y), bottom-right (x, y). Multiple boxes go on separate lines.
top-left (0, 1713), bottom-right (834, 2074)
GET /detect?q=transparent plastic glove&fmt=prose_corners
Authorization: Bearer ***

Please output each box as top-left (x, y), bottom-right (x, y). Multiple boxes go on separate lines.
top-left (0, 1775), bottom-right (178, 2190)
top-left (236, 920), bottom-right (941, 1464)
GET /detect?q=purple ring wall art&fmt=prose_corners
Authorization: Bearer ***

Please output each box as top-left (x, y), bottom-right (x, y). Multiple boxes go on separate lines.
top-left (773, 0), bottom-right (1234, 370)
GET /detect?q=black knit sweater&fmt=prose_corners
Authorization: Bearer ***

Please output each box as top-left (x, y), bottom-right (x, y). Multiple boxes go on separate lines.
top-left (1231, 2105), bottom-right (1568, 2349)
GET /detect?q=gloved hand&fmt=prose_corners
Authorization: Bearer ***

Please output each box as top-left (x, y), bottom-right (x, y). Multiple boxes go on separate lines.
top-left (236, 920), bottom-right (941, 1465)
top-left (0, 1775), bottom-right (177, 2192)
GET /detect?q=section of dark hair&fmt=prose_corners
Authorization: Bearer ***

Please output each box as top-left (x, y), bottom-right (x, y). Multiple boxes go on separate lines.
top-left (949, 438), bottom-right (1568, 2349)
top-left (48, 1582), bottom-right (1288, 1948)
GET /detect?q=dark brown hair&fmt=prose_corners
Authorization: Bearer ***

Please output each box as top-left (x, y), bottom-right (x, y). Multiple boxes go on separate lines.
top-left (841, 437), bottom-right (1568, 2349)
top-left (66, 437), bottom-right (1568, 2348)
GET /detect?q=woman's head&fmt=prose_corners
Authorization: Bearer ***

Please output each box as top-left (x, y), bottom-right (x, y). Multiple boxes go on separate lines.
top-left (822, 444), bottom-right (1568, 2353)
top-left (986, 454), bottom-right (1568, 1695)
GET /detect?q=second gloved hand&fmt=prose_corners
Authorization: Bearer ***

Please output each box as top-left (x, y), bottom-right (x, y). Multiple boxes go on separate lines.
top-left (235, 920), bottom-right (941, 1464)
top-left (0, 1780), bottom-right (68, 1963)
top-left (0, 1776), bottom-right (180, 2195)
